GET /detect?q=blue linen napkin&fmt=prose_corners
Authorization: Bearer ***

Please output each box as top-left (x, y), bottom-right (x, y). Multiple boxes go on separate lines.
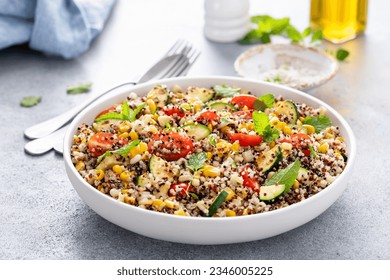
top-left (0, 0), bottom-right (116, 58)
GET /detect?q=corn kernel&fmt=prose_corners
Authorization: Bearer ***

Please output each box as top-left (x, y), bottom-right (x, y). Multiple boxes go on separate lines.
top-left (152, 199), bottom-right (166, 211)
top-left (203, 165), bottom-right (220, 177)
top-left (94, 169), bottom-right (104, 180)
top-left (74, 136), bottom-right (80, 143)
top-left (149, 126), bottom-right (158, 134)
top-left (151, 113), bottom-right (159, 121)
top-left (271, 119), bottom-right (287, 130)
top-left (299, 117), bottom-right (305, 121)
top-left (224, 187), bottom-right (235, 201)
top-left (120, 171), bottom-right (131, 181)
top-left (335, 149), bottom-right (341, 157)
top-left (318, 143), bottom-right (329, 153)
top-left (325, 133), bottom-right (334, 139)
top-left (139, 142), bottom-right (148, 153)
top-left (146, 99), bottom-right (156, 113)
top-left (231, 141), bottom-right (240, 152)
top-left (159, 183), bottom-right (170, 195)
top-left (336, 136), bottom-right (344, 142)
top-left (180, 103), bottom-right (191, 110)
top-left (112, 165), bottom-right (123, 174)
top-left (129, 130), bottom-right (138, 140)
top-left (216, 140), bottom-right (231, 155)
top-left (119, 123), bottom-right (131, 133)
top-left (243, 105), bottom-right (249, 111)
top-left (194, 104), bottom-right (201, 113)
top-left (220, 126), bottom-right (230, 134)
top-left (240, 123), bottom-right (254, 131)
top-left (225, 209), bottom-right (236, 217)
top-left (207, 152), bottom-right (212, 160)
top-left (303, 124), bottom-right (315, 134)
top-left (124, 196), bottom-right (135, 205)
top-left (293, 180), bottom-right (300, 190)
top-left (118, 132), bottom-right (129, 138)
top-left (81, 138), bottom-right (87, 144)
top-left (297, 119), bottom-right (303, 126)
top-left (75, 161), bottom-right (85, 171)
top-left (121, 189), bottom-right (128, 194)
top-left (242, 208), bottom-right (249, 215)
top-left (174, 209), bottom-right (188, 216)
top-left (269, 141), bottom-right (276, 148)
top-left (176, 93), bottom-right (183, 99)
top-left (164, 199), bottom-right (176, 209)
top-left (283, 126), bottom-right (292, 135)
top-left (208, 123), bottom-right (213, 132)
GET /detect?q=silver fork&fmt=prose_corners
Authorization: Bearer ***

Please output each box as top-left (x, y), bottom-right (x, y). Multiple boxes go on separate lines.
top-left (24, 40), bottom-right (200, 140)
top-left (24, 43), bottom-right (201, 155)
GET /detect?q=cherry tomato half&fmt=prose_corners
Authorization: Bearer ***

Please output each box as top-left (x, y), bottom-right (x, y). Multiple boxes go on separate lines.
top-left (197, 111), bottom-right (219, 123)
top-left (148, 131), bottom-right (194, 161)
top-left (95, 105), bottom-right (117, 119)
top-left (232, 110), bottom-right (253, 119)
top-left (162, 107), bottom-right (186, 118)
top-left (240, 166), bottom-right (260, 192)
top-left (281, 133), bottom-right (311, 148)
top-left (231, 95), bottom-right (257, 109)
top-left (227, 133), bottom-right (262, 146)
top-left (88, 133), bottom-right (126, 157)
top-left (169, 183), bottom-right (192, 196)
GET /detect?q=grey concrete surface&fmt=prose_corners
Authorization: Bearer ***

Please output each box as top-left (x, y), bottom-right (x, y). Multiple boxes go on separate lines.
top-left (1, 0), bottom-right (389, 259)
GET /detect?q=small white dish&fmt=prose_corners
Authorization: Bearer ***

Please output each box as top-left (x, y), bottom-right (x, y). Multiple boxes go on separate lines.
top-left (234, 44), bottom-right (339, 91)
top-left (64, 76), bottom-right (355, 245)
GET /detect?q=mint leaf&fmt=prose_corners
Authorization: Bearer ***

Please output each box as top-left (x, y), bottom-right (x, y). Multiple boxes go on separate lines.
top-left (252, 111), bottom-right (270, 134)
top-left (262, 125), bottom-right (280, 142)
top-left (259, 93), bottom-right (275, 108)
top-left (311, 29), bottom-right (323, 43)
top-left (336, 48), bottom-right (349, 61)
top-left (188, 152), bottom-right (207, 172)
top-left (285, 24), bottom-right (303, 43)
top-left (308, 145), bottom-right (317, 157)
top-left (67, 82), bottom-right (92, 94)
top-left (97, 139), bottom-right (141, 162)
top-left (189, 193), bottom-right (199, 200)
top-left (302, 27), bottom-right (312, 38)
top-left (129, 103), bottom-right (145, 121)
top-left (121, 101), bottom-right (131, 120)
top-left (208, 135), bottom-right (217, 146)
top-left (20, 96), bottom-right (41, 107)
top-left (253, 99), bottom-right (267, 111)
top-left (302, 115), bottom-right (332, 133)
top-left (214, 84), bottom-right (240, 97)
top-left (95, 112), bottom-right (123, 122)
top-left (265, 159), bottom-right (300, 194)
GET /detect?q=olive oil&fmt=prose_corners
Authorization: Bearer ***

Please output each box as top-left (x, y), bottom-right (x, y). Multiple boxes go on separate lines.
top-left (310, 0), bottom-right (368, 43)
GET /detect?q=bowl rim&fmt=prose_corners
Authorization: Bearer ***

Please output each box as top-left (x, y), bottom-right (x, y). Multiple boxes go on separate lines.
top-left (234, 43), bottom-right (339, 91)
top-left (64, 75), bottom-right (356, 223)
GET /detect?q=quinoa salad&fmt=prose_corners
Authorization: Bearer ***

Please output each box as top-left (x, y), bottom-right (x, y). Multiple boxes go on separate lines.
top-left (70, 84), bottom-right (348, 217)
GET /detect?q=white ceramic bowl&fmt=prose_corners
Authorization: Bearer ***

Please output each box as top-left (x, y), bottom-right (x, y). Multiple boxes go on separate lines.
top-left (234, 44), bottom-right (339, 91)
top-left (64, 76), bottom-right (356, 245)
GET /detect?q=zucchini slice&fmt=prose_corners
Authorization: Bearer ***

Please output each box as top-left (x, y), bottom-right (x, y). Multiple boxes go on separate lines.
top-left (259, 184), bottom-right (285, 201)
top-left (186, 87), bottom-right (214, 102)
top-left (93, 119), bottom-right (122, 132)
top-left (137, 174), bottom-right (152, 187)
top-left (146, 85), bottom-right (169, 108)
top-left (256, 145), bottom-right (282, 173)
top-left (274, 100), bottom-right (299, 124)
top-left (149, 155), bottom-right (176, 181)
top-left (208, 190), bottom-right (229, 217)
top-left (182, 124), bottom-right (211, 140)
top-left (209, 102), bottom-right (236, 112)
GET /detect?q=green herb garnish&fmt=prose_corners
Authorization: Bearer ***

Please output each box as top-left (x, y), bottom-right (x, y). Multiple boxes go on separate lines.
top-left (308, 145), bottom-right (317, 157)
top-left (208, 135), bottom-right (217, 146)
top-left (265, 159), bottom-right (300, 194)
top-left (20, 96), bottom-right (41, 107)
top-left (95, 102), bottom-right (145, 122)
top-left (254, 93), bottom-right (275, 111)
top-left (188, 152), bottom-right (207, 172)
top-left (66, 82), bottom-right (92, 94)
top-left (336, 48), bottom-right (350, 61)
top-left (240, 15), bottom-right (322, 45)
top-left (189, 193), bottom-right (199, 200)
top-left (214, 84), bottom-right (240, 97)
top-left (252, 111), bottom-right (279, 142)
top-left (97, 139), bottom-right (141, 163)
top-left (208, 190), bottom-right (229, 217)
top-left (302, 115), bottom-right (332, 133)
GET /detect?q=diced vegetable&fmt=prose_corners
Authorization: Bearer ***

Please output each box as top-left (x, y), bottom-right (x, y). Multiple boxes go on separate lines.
top-left (208, 190), bottom-right (229, 216)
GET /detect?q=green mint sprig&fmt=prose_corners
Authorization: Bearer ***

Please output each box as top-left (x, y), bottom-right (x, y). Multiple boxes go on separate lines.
top-left (21, 96), bottom-right (41, 107)
top-left (214, 84), bottom-right (240, 98)
top-left (302, 115), bottom-right (332, 133)
top-left (97, 139), bottom-right (141, 163)
top-left (67, 82), bottom-right (92, 94)
top-left (252, 111), bottom-right (279, 142)
top-left (253, 93), bottom-right (275, 111)
top-left (265, 159), bottom-right (300, 194)
top-left (187, 152), bottom-right (207, 172)
top-left (95, 102), bottom-right (145, 122)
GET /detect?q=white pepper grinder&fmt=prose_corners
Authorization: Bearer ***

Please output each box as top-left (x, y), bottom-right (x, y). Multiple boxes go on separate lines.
top-left (204, 0), bottom-right (250, 43)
